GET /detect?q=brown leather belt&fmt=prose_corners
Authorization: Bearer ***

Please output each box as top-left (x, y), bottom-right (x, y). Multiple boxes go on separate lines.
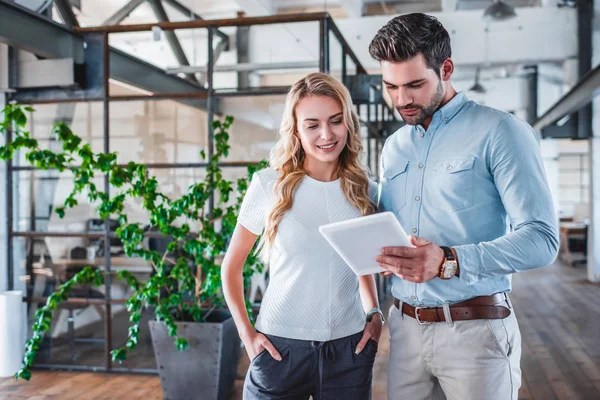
top-left (393, 293), bottom-right (511, 324)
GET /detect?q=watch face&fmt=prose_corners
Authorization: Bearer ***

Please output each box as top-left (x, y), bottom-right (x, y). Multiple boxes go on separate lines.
top-left (443, 261), bottom-right (457, 278)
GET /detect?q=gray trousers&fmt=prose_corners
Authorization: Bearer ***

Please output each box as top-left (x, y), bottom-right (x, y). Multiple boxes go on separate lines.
top-left (387, 298), bottom-right (522, 400)
top-left (243, 331), bottom-right (376, 400)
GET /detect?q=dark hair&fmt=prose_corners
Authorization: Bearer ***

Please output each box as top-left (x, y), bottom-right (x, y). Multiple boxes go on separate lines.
top-left (368, 13), bottom-right (451, 77)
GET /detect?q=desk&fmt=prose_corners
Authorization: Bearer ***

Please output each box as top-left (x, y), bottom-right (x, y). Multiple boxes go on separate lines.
top-left (559, 222), bottom-right (588, 267)
top-left (28, 256), bottom-right (153, 315)
top-left (55, 256), bottom-right (153, 271)
top-left (29, 256), bottom-right (154, 339)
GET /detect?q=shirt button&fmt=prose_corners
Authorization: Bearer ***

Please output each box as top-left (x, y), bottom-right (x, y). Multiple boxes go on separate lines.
top-left (411, 296), bottom-right (417, 300)
top-left (412, 228), bottom-right (417, 233)
top-left (415, 196), bottom-right (421, 201)
top-left (419, 163), bottom-right (424, 169)
top-left (419, 133), bottom-right (425, 138)
top-left (447, 165), bottom-right (453, 171)
top-left (445, 117), bottom-right (449, 122)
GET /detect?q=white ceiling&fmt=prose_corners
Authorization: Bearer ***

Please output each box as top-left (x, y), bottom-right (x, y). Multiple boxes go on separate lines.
top-left (73, 0), bottom-right (548, 27)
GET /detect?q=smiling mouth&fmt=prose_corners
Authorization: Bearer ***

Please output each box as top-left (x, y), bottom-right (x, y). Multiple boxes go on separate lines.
top-left (317, 142), bottom-right (338, 150)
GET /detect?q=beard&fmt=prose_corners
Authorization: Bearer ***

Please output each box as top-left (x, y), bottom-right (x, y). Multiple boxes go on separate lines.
top-left (398, 80), bottom-right (445, 126)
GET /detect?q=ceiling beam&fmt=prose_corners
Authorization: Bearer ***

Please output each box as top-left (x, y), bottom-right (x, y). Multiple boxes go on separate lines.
top-left (532, 62), bottom-right (600, 131)
top-left (53, 0), bottom-right (79, 27)
top-left (0, 1), bottom-right (84, 62)
top-left (0, 1), bottom-right (209, 109)
top-left (147, 0), bottom-right (198, 82)
top-left (163, 0), bottom-right (228, 42)
top-left (102, 0), bottom-right (146, 26)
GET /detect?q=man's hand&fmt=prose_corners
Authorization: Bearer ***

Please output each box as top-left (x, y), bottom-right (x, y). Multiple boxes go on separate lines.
top-left (376, 236), bottom-right (444, 283)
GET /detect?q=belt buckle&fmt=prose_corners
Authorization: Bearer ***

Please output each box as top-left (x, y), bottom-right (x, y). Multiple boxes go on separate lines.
top-left (414, 307), bottom-right (431, 325)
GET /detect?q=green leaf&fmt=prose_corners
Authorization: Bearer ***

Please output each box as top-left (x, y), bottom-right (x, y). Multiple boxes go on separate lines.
top-left (16, 368), bottom-right (32, 381)
top-left (175, 338), bottom-right (188, 351)
top-left (111, 348), bottom-right (128, 363)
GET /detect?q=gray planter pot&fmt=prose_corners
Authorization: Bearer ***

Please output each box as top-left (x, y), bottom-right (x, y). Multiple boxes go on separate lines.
top-left (149, 310), bottom-right (241, 400)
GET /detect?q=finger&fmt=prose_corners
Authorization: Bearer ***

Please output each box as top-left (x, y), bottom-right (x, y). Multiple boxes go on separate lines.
top-left (376, 255), bottom-right (417, 273)
top-left (379, 270), bottom-right (394, 277)
top-left (401, 273), bottom-right (425, 283)
top-left (410, 236), bottom-right (430, 247)
top-left (262, 339), bottom-right (282, 361)
top-left (380, 246), bottom-right (419, 258)
top-left (355, 333), bottom-right (371, 354)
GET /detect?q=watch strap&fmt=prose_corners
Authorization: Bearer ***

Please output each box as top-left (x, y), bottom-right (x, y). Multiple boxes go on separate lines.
top-left (366, 308), bottom-right (385, 324)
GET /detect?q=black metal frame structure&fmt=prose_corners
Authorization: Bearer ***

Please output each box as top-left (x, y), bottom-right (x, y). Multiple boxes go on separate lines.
top-left (4, 9), bottom-right (397, 374)
top-left (534, 0), bottom-right (594, 138)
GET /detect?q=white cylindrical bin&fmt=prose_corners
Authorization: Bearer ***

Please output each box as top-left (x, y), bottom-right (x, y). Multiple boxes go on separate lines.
top-left (0, 290), bottom-right (24, 377)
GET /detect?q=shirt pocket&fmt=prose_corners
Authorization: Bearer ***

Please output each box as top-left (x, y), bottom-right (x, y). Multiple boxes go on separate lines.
top-left (430, 156), bottom-right (476, 212)
top-left (380, 160), bottom-right (410, 213)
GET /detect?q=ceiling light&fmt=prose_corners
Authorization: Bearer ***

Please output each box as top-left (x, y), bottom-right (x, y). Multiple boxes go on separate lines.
top-left (483, 0), bottom-right (517, 21)
top-left (469, 67), bottom-right (486, 94)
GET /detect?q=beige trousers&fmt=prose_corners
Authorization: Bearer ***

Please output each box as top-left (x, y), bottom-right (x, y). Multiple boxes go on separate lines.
top-left (386, 299), bottom-right (522, 400)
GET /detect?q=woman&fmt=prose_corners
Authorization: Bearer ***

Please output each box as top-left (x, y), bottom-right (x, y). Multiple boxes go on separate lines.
top-left (221, 72), bottom-right (382, 399)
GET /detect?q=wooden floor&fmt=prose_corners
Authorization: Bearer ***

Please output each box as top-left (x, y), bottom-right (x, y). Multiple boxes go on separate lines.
top-left (2, 261), bottom-right (599, 400)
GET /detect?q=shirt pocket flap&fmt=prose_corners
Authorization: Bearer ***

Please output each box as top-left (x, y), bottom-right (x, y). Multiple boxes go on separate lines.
top-left (383, 161), bottom-right (409, 181)
top-left (439, 157), bottom-right (475, 174)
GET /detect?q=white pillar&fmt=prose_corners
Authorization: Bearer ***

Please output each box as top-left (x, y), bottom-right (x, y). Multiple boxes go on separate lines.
top-left (0, 291), bottom-right (23, 377)
top-left (589, 126), bottom-right (600, 282)
top-left (0, 43), bottom-right (7, 293)
top-left (589, 91), bottom-right (600, 281)
top-left (588, 4), bottom-right (600, 282)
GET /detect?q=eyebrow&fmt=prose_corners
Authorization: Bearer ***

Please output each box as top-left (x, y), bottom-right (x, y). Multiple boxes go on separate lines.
top-left (303, 112), bottom-right (343, 122)
top-left (383, 79), bottom-right (426, 87)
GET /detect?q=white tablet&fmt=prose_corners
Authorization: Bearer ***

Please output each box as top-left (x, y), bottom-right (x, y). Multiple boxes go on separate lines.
top-left (319, 211), bottom-right (414, 276)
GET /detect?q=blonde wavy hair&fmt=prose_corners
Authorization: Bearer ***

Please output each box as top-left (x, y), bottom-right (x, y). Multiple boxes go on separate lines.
top-left (262, 72), bottom-right (377, 251)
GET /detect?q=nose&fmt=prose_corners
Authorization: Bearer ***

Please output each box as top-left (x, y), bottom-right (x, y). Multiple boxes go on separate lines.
top-left (320, 126), bottom-right (335, 141)
top-left (395, 88), bottom-right (413, 109)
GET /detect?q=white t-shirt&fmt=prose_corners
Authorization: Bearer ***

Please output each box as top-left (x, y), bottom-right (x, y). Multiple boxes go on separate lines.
top-left (237, 167), bottom-right (378, 341)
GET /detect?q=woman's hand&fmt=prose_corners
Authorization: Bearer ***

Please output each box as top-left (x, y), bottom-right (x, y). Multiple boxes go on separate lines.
top-left (242, 330), bottom-right (282, 362)
top-left (355, 313), bottom-right (383, 354)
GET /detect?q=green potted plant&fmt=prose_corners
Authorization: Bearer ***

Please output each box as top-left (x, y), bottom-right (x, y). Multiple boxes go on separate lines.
top-left (0, 104), bottom-right (267, 400)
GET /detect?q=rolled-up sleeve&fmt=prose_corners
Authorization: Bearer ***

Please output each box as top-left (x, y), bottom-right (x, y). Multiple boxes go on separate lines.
top-left (454, 114), bottom-right (559, 285)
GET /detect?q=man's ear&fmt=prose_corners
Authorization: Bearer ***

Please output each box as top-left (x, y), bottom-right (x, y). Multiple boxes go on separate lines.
top-left (440, 58), bottom-right (454, 82)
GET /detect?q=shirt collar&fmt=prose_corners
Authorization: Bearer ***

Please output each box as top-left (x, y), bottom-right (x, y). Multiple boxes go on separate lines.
top-left (437, 91), bottom-right (468, 123)
top-left (412, 91), bottom-right (468, 133)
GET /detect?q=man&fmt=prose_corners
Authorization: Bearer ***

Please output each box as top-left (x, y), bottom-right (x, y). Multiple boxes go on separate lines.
top-left (369, 13), bottom-right (559, 400)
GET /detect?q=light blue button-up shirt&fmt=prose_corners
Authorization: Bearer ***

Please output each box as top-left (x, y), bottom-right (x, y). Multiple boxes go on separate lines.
top-left (379, 92), bottom-right (559, 307)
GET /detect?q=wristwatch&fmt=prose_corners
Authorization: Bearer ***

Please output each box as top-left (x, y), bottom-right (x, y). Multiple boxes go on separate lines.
top-left (439, 246), bottom-right (458, 279)
top-left (366, 308), bottom-right (385, 324)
